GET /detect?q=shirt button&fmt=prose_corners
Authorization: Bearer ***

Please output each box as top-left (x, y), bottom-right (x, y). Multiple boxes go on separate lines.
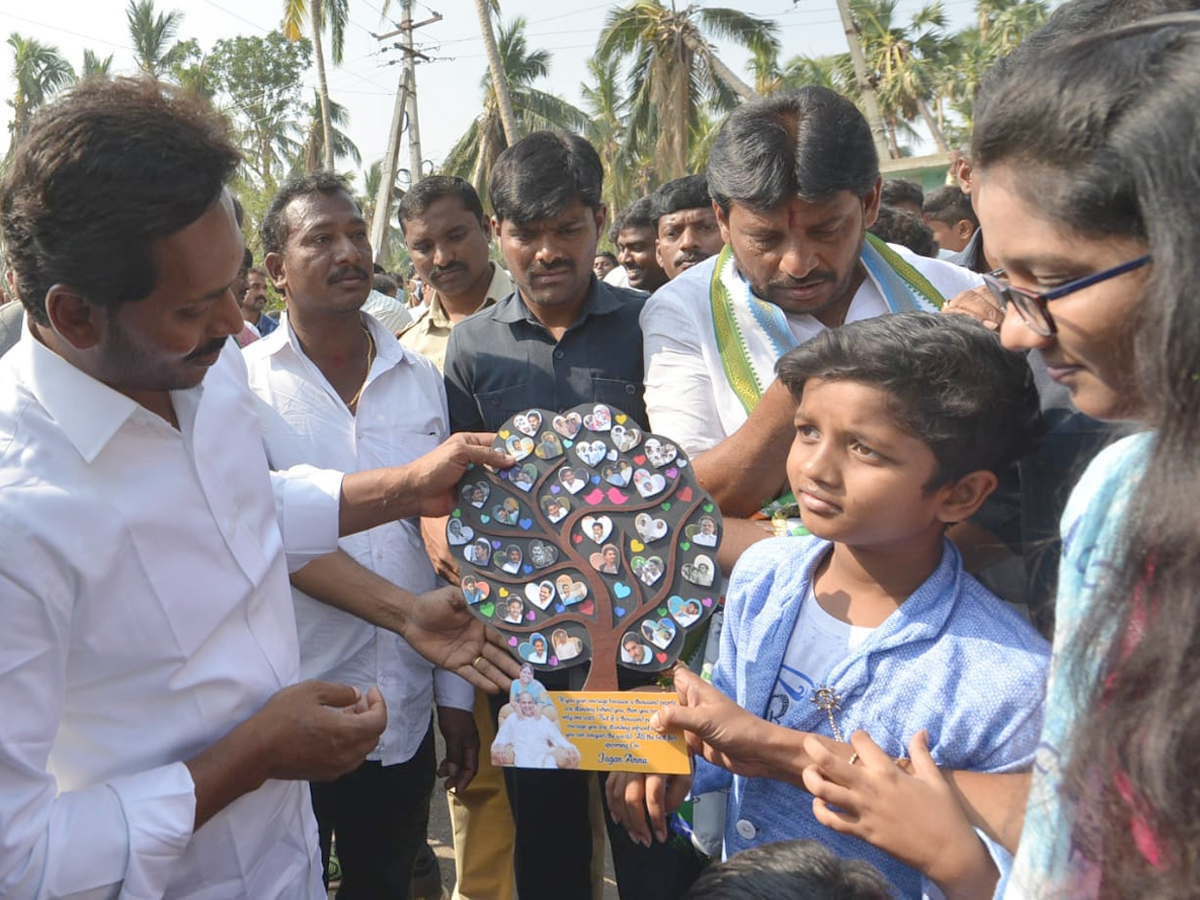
top-left (625, 383), bottom-right (636, 394)
top-left (735, 818), bottom-right (756, 840)
top-left (553, 349), bottom-right (565, 360)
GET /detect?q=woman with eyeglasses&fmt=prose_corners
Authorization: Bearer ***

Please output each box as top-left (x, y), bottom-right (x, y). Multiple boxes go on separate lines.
top-left (795, 13), bottom-right (1200, 899)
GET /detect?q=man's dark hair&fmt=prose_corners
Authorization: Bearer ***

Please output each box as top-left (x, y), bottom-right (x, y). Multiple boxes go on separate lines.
top-left (682, 839), bottom-right (892, 900)
top-left (653, 174), bottom-right (712, 220)
top-left (608, 196), bottom-right (658, 243)
top-left (923, 185), bottom-right (977, 227)
top-left (595, 251), bottom-right (617, 265)
top-left (398, 175), bottom-right (486, 233)
top-left (488, 131), bottom-right (603, 225)
top-left (373, 273), bottom-right (399, 296)
top-left (868, 206), bottom-right (937, 258)
top-left (707, 87), bottom-right (878, 215)
top-left (261, 171), bottom-right (357, 257)
top-left (880, 178), bottom-right (924, 210)
top-left (0, 77), bottom-right (240, 327)
top-left (776, 312), bottom-right (1039, 490)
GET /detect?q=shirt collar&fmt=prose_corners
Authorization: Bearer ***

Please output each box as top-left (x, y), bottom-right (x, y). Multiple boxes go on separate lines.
top-left (15, 326), bottom-right (155, 464)
top-left (268, 308), bottom-right (415, 372)
top-left (492, 274), bottom-right (622, 327)
top-left (426, 264), bottom-right (512, 329)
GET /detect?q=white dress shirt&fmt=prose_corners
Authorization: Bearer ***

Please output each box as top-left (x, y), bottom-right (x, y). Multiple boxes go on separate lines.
top-left (0, 334), bottom-right (343, 899)
top-left (361, 288), bottom-right (414, 335)
top-left (640, 246), bottom-right (983, 455)
top-left (244, 313), bottom-right (473, 765)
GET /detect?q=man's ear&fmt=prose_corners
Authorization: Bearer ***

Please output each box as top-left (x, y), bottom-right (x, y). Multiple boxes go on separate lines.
top-left (936, 469), bottom-right (998, 525)
top-left (955, 156), bottom-right (975, 196)
top-left (713, 200), bottom-right (732, 247)
top-left (263, 252), bottom-right (287, 295)
top-left (44, 285), bottom-right (102, 350)
top-left (958, 220), bottom-right (976, 242)
top-left (862, 177), bottom-right (883, 230)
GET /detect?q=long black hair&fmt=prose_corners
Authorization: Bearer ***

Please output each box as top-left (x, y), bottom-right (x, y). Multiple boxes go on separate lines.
top-left (974, 14), bottom-right (1200, 896)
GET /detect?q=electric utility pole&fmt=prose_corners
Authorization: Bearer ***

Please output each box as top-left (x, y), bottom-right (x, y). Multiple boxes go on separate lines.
top-left (370, 1), bottom-right (440, 262)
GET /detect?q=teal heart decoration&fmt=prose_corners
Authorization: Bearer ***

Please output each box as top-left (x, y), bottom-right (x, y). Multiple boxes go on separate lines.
top-left (614, 581), bottom-right (632, 599)
top-left (481, 514), bottom-right (491, 523)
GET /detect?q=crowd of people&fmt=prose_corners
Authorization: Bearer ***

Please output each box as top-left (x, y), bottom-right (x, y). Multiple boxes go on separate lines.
top-left (1, 1), bottom-right (1199, 898)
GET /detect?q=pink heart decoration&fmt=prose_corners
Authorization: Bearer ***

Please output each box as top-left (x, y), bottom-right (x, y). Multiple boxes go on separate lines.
top-left (634, 454), bottom-right (647, 465)
top-left (508, 636), bottom-right (519, 647)
top-left (702, 597), bottom-right (714, 607)
top-left (655, 651), bottom-right (668, 663)
top-left (665, 467), bottom-right (679, 479)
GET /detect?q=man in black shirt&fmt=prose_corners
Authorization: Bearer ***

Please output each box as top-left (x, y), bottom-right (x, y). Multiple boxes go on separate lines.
top-left (443, 131), bottom-right (701, 900)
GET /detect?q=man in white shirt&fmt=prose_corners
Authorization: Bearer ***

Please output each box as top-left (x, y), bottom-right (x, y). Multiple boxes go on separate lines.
top-left (245, 171), bottom-right (477, 897)
top-left (0, 78), bottom-right (516, 900)
top-left (641, 87), bottom-right (982, 568)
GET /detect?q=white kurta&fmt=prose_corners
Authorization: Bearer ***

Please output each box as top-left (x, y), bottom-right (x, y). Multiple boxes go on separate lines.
top-left (641, 245), bottom-right (982, 455)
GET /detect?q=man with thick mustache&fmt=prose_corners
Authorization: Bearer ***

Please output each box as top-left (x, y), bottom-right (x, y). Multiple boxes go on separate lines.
top-left (247, 172), bottom-right (480, 897)
top-left (651, 174), bottom-right (726, 280)
top-left (240, 265), bottom-right (278, 336)
top-left (398, 176), bottom-right (514, 374)
top-left (641, 88), bottom-right (981, 569)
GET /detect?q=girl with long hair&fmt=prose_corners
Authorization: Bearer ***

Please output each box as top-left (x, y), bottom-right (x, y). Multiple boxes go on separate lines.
top-left (798, 13), bottom-right (1200, 899)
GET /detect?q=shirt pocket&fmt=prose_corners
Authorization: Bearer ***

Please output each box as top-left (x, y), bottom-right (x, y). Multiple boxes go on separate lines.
top-left (590, 377), bottom-right (645, 422)
top-left (475, 382), bottom-right (534, 431)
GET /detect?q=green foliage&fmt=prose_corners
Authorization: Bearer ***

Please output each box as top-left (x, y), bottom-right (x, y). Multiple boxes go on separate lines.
top-left (6, 33), bottom-right (74, 143)
top-left (207, 32), bottom-right (313, 190)
top-left (126, 0), bottom-right (187, 77)
top-left (441, 18), bottom-right (589, 200)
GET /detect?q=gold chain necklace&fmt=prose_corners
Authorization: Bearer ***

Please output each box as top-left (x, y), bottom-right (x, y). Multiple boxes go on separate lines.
top-left (344, 326), bottom-right (375, 412)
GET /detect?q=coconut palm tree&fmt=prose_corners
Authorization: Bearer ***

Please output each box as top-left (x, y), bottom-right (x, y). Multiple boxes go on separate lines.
top-left (474, 0), bottom-right (518, 145)
top-left (442, 17), bottom-right (589, 197)
top-left (81, 49), bottom-right (114, 79)
top-left (853, 0), bottom-right (952, 153)
top-left (282, 0), bottom-right (349, 171)
top-left (595, 2), bottom-right (779, 182)
top-left (581, 57), bottom-right (645, 215)
top-left (126, 0), bottom-right (186, 78)
top-left (6, 34), bottom-right (74, 143)
top-left (294, 91), bottom-right (361, 175)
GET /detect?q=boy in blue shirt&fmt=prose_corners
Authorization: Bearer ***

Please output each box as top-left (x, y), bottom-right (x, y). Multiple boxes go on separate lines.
top-left (610, 312), bottom-right (1050, 899)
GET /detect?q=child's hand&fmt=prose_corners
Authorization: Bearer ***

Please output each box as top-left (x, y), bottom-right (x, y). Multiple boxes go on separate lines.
top-left (652, 666), bottom-right (778, 779)
top-left (605, 771), bottom-right (692, 847)
top-left (801, 730), bottom-right (999, 899)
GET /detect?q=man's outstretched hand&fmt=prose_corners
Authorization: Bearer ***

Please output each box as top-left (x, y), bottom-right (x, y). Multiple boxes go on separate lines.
top-left (403, 585), bottom-right (521, 692)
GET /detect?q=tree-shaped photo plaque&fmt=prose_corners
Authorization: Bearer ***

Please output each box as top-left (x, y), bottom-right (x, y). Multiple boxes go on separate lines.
top-left (449, 404), bottom-right (722, 773)
top-left (451, 403), bottom-right (723, 690)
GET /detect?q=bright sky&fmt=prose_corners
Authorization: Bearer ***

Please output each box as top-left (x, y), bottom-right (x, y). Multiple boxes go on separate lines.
top-left (1, 0), bottom-right (978, 184)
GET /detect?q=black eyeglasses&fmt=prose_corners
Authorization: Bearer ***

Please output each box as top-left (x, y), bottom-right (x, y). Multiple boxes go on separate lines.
top-left (982, 254), bottom-right (1153, 337)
